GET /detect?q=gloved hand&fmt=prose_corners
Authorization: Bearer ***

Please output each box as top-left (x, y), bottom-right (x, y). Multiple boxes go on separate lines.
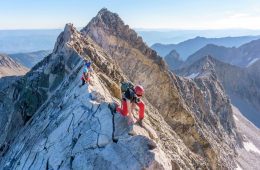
top-left (135, 97), bottom-right (140, 103)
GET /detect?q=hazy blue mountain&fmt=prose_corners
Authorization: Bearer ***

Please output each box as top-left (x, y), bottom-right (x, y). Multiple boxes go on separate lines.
top-left (1, 29), bottom-right (260, 54)
top-left (164, 50), bottom-right (183, 70)
top-left (0, 29), bottom-right (61, 53)
top-left (175, 56), bottom-right (260, 128)
top-left (151, 36), bottom-right (260, 59)
top-left (137, 29), bottom-right (260, 46)
top-left (9, 50), bottom-right (51, 68)
top-left (184, 39), bottom-right (260, 68)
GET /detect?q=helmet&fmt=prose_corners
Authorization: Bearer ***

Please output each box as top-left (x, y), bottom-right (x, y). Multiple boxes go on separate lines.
top-left (134, 85), bottom-right (144, 97)
top-left (85, 60), bottom-right (92, 68)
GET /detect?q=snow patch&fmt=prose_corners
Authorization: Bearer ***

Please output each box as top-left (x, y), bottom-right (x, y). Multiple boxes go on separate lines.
top-left (186, 72), bottom-right (199, 79)
top-left (243, 141), bottom-right (260, 155)
top-left (247, 58), bottom-right (259, 67)
top-left (233, 115), bottom-right (239, 121)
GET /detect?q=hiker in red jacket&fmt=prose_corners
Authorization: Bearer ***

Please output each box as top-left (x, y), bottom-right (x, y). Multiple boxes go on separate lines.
top-left (110, 82), bottom-right (145, 126)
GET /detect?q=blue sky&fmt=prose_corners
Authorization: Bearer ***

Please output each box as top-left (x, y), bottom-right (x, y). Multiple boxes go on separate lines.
top-left (1, 0), bottom-right (260, 29)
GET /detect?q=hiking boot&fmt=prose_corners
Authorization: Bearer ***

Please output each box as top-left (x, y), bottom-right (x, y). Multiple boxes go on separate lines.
top-left (135, 119), bottom-right (143, 127)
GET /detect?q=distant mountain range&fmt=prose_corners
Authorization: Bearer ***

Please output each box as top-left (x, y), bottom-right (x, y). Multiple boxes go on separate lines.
top-left (9, 50), bottom-right (51, 68)
top-left (184, 39), bottom-right (260, 68)
top-left (175, 56), bottom-right (260, 128)
top-left (137, 29), bottom-right (260, 45)
top-left (152, 36), bottom-right (260, 59)
top-left (2, 29), bottom-right (260, 54)
top-left (0, 54), bottom-right (28, 77)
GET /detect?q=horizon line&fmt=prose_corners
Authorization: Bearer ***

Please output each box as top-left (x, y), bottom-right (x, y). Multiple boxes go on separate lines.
top-left (1, 27), bottom-right (260, 31)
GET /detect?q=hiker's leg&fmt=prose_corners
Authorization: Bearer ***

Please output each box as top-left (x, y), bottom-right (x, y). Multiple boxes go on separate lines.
top-left (81, 78), bottom-right (85, 86)
top-left (137, 101), bottom-right (145, 120)
top-left (116, 100), bottom-right (128, 116)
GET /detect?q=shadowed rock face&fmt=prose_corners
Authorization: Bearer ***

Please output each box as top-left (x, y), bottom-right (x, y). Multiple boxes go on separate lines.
top-left (176, 56), bottom-right (260, 128)
top-left (176, 56), bottom-right (260, 168)
top-left (83, 8), bottom-right (240, 169)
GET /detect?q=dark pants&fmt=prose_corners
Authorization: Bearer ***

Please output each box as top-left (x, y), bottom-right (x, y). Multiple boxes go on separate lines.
top-left (81, 75), bottom-right (90, 86)
top-left (81, 79), bottom-right (86, 86)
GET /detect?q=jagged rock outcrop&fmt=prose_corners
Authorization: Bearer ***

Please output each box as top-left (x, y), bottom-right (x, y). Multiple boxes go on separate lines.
top-left (82, 8), bottom-right (240, 169)
top-left (0, 54), bottom-right (28, 77)
top-left (164, 50), bottom-right (183, 70)
top-left (176, 56), bottom-right (260, 128)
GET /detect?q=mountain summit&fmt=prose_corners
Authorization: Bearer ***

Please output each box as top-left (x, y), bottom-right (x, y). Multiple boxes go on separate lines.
top-left (82, 8), bottom-right (165, 68)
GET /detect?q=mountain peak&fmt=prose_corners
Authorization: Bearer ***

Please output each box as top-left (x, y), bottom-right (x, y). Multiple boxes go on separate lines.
top-left (164, 50), bottom-right (184, 70)
top-left (82, 8), bottom-right (165, 68)
top-left (97, 8), bottom-right (119, 18)
top-left (0, 54), bottom-right (18, 68)
top-left (166, 49), bottom-right (181, 60)
top-left (53, 23), bottom-right (80, 54)
top-left (98, 7), bottom-right (109, 13)
top-left (197, 55), bottom-right (216, 70)
top-left (81, 8), bottom-right (127, 38)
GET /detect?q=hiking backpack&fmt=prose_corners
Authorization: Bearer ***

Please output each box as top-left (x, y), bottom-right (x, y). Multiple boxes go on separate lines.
top-left (121, 82), bottom-right (134, 93)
